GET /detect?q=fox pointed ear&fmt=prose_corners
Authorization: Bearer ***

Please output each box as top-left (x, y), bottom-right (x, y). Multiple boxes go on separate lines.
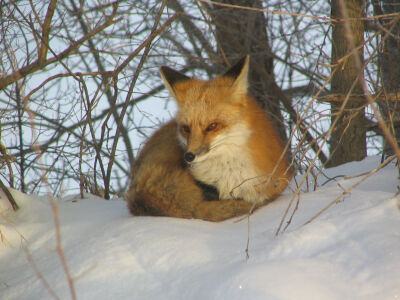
top-left (223, 56), bottom-right (249, 98)
top-left (160, 66), bottom-right (190, 98)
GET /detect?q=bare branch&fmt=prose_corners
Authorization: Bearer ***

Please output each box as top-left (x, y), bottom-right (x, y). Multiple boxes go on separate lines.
top-left (39, 0), bottom-right (58, 63)
top-left (0, 3), bottom-right (121, 90)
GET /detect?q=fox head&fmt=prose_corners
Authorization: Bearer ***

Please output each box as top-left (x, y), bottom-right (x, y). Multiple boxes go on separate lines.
top-left (160, 56), bottom-right (252, 163)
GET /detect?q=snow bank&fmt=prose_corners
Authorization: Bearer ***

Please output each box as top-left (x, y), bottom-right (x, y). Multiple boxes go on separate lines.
top-left (1, 156), bottom-right (399, 300)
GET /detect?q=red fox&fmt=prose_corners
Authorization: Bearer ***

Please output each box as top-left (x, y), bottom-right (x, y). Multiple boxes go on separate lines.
top-left (126, 56), bottom-right (292, 221)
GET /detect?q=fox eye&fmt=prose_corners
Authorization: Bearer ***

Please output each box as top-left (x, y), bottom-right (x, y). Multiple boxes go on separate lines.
top-left (206, 122), bottom-right (218, 132)
top-left (181, 125), bottom-right (190, 134)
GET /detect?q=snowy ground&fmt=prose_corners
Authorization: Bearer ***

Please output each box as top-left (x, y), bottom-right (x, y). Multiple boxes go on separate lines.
top-left (0, 156), bottom-right (399, 300)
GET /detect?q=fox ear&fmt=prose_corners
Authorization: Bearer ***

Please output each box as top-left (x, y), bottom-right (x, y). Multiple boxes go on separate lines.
top-left (160, 66), bottom-right (190, 98)
top-left (223, 56), bottom-right (249, 98)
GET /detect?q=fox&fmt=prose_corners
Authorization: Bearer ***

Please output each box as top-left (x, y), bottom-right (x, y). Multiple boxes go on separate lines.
top-left (126, 56), bottom-right (292, 221)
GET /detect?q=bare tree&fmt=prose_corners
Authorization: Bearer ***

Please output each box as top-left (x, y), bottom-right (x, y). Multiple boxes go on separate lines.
top-left (327, 0), bottom-right (367, 167)
top-left (0, 0), bottom-right (177, 198)
top-left (0, 0), bottom-right (399, 202)
top-left (373, 0), bottom-right (400, 158)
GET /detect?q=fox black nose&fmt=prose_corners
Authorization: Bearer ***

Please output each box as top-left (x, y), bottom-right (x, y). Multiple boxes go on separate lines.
top-left (184, 152), bottom-right (195, 162)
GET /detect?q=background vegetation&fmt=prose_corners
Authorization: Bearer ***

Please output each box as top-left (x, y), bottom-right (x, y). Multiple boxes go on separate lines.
top-left (1, 0), bottom-right (399, 200)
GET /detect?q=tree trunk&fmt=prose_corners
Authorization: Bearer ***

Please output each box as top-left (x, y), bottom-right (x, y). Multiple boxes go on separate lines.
top-left (327, 0), bottom-right (367, 167)
top-left (375, 0), bottom-right (400, 157)
top-left (209, 0), bottom-right (288, 144)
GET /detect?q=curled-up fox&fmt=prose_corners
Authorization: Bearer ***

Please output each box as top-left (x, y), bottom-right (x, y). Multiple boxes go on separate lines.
top-left (126, 56), bottom-right (292, 221)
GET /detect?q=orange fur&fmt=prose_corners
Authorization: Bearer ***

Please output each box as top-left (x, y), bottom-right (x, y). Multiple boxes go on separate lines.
top-left (126, 57), bottom-right (292, 221)
top-left (126, 121), bottom-right (254, 221)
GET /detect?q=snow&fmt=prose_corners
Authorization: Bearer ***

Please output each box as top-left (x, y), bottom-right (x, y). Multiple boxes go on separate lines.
top-left (1, 156), bottom-right (400, 300)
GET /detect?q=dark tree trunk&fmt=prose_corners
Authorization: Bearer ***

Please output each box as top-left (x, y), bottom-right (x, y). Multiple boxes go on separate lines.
top-left (209, 0), bottom-right (288, 144)
top-left (327, 0), bottom-right (367, 167)
top-left (375, 0), bottom-right (400, 157)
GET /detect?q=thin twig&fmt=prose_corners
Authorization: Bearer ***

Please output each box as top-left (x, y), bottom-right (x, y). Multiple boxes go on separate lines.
top-left (198, 0), bottom-right (400, 22)
top-left (38, 0), bottom-right (57, 63)
top-left (337, 0), bottom-right (400, 161)
top-left (304, 155), bottom-right (396, 225)
top-left (197, 0), bottom-right (333, 22)
top-left (0, 3), bottom-right (121, 90)
top-left (24, 246), bottom-right (61, 300)
top-left (104, 2), bottom-right (178, 199)
top-left (23, 84), bottom-right (77, 300)
top-left (0, 177), bottom-right (18, 211)
top-left (245, 214), bottom-right (251, 260)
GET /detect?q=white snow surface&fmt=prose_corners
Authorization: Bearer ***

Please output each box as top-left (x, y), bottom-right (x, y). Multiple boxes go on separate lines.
top-left (1, 156), bottom-right (399, 300)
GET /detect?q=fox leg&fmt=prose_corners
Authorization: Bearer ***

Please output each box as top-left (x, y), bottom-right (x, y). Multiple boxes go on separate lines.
top-left (127, 166), bottom-right (203, 219)
top-left (127, 168), bottom-right (254, 222)
top-left (130, 191), bottom-right (254, 222)
top-left (193, 198), bottom-right (255, 222)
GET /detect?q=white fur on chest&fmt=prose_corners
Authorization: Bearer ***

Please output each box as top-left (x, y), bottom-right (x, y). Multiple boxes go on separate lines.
top-left (189, 124), bottom-right (265, 203)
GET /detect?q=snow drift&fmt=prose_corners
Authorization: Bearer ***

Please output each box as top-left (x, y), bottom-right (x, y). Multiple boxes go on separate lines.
top-left (1, 156), bottom-right (399, 300)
